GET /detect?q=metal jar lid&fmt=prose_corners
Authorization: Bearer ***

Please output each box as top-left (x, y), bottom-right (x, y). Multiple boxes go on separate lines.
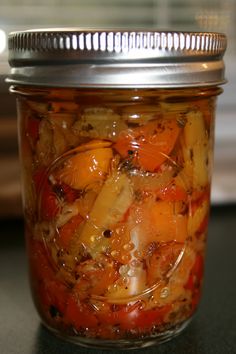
top-left (7, 29), bottom-right (227, 88)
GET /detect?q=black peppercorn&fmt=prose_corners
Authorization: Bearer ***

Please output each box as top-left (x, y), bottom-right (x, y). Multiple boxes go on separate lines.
top-left (103, 229), bottom-right (112, 238)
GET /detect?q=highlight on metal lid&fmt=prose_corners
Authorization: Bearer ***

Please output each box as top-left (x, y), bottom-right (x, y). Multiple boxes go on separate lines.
top-left (7, 29), bottom-right (227, 88)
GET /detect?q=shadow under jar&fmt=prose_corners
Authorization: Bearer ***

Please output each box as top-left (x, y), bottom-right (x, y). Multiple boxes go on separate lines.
top-left (7, 30), bottom-right (227, 349)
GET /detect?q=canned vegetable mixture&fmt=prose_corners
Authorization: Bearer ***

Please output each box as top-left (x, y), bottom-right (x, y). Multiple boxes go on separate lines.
top-left (7, 30), bottom-right (227, 349)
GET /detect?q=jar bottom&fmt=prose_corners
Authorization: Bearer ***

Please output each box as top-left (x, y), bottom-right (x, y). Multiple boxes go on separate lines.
top-left (42, 317), bottom-right (193, 350)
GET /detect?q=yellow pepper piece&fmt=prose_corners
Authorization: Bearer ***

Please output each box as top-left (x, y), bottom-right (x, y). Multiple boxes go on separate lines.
top-left (188, 199), bottom-right (209, 236)
top-left (181, 110), bottom-right (209, 189)
top-left (77, 172), bottom-right (133, 258)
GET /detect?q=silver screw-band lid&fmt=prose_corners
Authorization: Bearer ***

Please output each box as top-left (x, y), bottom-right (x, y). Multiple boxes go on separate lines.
top-left (7, 29), bottom-right (227, 88)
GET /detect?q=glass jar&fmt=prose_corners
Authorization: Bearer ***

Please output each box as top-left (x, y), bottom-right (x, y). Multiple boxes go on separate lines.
top-left (7, 30), bottom-right (227, 349)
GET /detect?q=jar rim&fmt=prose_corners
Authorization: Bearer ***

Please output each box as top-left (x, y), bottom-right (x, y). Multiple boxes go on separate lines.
top-left (7, 29), bottom-right (227, 88)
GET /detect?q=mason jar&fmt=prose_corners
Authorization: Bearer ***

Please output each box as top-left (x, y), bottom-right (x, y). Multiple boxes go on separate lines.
top-left (7, 30), bottom-right (227, 349)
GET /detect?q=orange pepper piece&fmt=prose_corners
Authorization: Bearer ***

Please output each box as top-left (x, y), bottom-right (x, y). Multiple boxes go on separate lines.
top-left (149, 200), bottom-right (188, 244)
top-left (114, 119), bottom-right (180, 172)
top-left (156, 179), bottom-right (188, 202)
top-left (56, 147), bottom-right (113, 190)
top-left (128, 199), bottom-right (187, 253)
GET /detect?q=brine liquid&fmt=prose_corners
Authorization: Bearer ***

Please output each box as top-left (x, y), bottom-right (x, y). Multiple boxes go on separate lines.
top-left (16, 87), bottom-right (219, 345)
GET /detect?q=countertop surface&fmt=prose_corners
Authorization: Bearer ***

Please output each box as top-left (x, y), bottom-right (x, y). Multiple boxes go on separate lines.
top-left (0, 205), bottom-right (236, 354)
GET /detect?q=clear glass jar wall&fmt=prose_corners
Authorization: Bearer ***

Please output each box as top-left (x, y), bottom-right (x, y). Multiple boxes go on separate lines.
top-left (13, 86), bottom-right (220, 348)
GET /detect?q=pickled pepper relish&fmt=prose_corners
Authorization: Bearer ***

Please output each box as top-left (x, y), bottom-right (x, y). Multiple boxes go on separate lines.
top-left (19, 87), bottom-right (216, 341)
